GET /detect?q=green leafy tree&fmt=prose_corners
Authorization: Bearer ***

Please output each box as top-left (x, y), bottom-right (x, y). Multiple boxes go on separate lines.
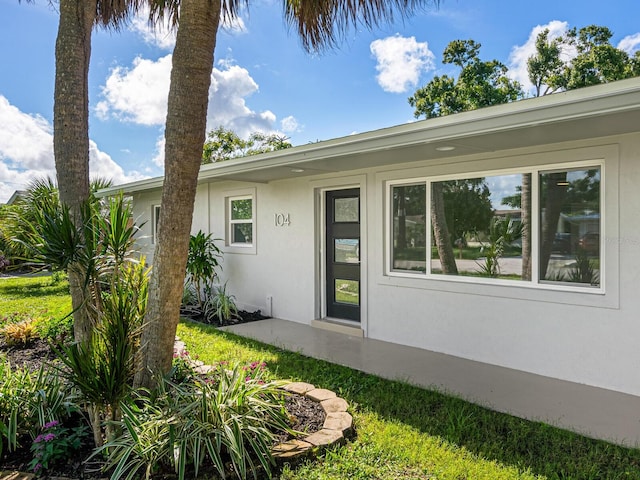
top-left (528, 25), bottom-right (635, 277)
top-left (202, 126), bottom-right (292, 164)
top-left (528, 25), bottom-right (639, 96)
top-left (408, 40), bottom-right (523, 118)
top-left (137, 0), bottom-right (442, 390)
top-left (527, 29), bottom-right (567, 96)
top-left (408, 40), bottom-right (522, 274)
top-left (441, 178), bottom-right (493, 244)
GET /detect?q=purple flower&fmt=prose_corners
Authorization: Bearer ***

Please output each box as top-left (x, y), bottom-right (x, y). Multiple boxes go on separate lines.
top-left (34, 434), bottom-right (44, 443)
top-left (33, 463), bottom-right (42, 473)
top-left (43, 420), bottom-right (60, 429)
top-left (43, 433), bottom-right (56, 442)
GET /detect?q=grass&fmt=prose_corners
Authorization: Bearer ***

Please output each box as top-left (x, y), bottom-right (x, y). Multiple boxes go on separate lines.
top-left (3, 275), bottom-right (640, 479)
top-left (178, 321), bottom-right (640, 480)
top-left (0, 275), bottom-right (72, 332)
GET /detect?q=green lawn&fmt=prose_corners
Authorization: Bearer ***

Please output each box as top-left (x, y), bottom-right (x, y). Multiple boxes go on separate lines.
top-left (0, 275), bottom-right (71, 329)
top-left (3, 275), bottom-right (640, 479)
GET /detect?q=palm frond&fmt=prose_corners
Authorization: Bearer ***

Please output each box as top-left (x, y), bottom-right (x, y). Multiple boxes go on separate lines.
top-left (95, 0), bottom-right (148, 30)
top-left (284, 0), bottom-right (438, 52)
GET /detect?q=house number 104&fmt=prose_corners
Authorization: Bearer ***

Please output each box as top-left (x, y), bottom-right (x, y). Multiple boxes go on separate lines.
top-left (274, 213), bottom-right (291, 227)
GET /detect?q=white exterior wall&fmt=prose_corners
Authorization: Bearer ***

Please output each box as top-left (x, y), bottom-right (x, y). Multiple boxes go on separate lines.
top-left (132, 133), bottom-right (640, 397)
top-left (207, 181), bottom-right (317, 322)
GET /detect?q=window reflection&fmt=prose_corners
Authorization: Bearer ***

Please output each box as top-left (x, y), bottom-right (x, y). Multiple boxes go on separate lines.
top-left (392, 184), bottom-right (426, 272)
top-left (430, 174), bottom-right (528, 280)
top-left (539, 168), bottom-right (600, 286)
top-left (335, 279), bottom-right (359, 305)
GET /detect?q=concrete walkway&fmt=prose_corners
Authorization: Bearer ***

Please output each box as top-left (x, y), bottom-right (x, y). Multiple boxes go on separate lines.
top-left (222, 318), bottom-right (640, 447)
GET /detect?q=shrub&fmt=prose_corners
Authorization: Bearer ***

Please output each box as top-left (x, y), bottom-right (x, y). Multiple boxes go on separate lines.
top-left (1, 318), bottom-right (39, 346)
top-left (99, 364), bottom-right (291, 480)
top-left (35, 314), bottom-right (73, 343)
top-left (0, 254), bottom-right (10, 272)
top-left (0, 358), bottom-right (80, 457)
top-left (29, 420), bottom-right (89, 474)
top-left (54, 260), bottom-right (149, 446)
top-left (186, 231), bottom-right (222, 308)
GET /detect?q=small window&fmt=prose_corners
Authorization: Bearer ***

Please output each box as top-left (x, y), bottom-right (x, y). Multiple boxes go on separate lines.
top-left (228, 196), bottom-right (254, 246)
top-left (152, 205), bottom-right (161, 244)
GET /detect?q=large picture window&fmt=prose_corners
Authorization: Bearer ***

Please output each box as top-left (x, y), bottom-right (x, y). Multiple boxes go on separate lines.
top-left (388, 163), bottom-right (601, 290)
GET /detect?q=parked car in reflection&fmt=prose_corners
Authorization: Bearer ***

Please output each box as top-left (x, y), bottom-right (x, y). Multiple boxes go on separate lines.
top-left (552, 233), bottom-right (571, 254)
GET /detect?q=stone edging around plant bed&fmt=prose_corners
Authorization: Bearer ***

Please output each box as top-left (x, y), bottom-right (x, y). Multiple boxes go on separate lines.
top-left (273, 382), bottom-right (353, 462)
top-left (0, 342), bottom-right (353, 480)
top-left (173, 338), bottom-right (353, 462)
top-left (0, 382), bottom-right (352, 480)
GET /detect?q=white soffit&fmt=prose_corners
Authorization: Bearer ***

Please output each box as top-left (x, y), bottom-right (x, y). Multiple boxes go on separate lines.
top-left (99, 78), bottom-right (640, 196)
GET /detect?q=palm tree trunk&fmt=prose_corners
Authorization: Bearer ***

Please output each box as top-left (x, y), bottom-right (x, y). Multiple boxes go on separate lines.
top-left (54, 0), bottom-right (96, 345)
top-left (431, 182), bottom-right (458, 274)
top-left (540, 172), bottom-right (567, 279)
top-left (135, 0), bottom-right (221, 389)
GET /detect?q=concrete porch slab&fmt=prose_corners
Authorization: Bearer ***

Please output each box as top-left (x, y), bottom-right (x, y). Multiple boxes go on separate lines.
top-left (221, 318), bottom-right (640, 447)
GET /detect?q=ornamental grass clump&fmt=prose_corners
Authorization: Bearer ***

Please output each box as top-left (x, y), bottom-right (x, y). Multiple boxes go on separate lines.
top-left (99, 363), bottom-right (291, 480)
top-left (0, 358), bottom-right (80, 459)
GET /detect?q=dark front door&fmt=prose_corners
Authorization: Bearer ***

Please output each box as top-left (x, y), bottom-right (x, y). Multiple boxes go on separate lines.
top-left (326, 189), bottom-right (361, 322)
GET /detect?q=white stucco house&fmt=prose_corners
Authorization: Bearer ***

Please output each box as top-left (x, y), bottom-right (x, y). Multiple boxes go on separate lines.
top-left (101, 78), bottom-right (640, 442)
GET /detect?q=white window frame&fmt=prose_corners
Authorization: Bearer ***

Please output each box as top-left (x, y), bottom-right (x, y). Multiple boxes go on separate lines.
top-left (226, 193), bottom-right (256, 254)
top-left (152, 204), bottom-right (161, 244)
top-left (385, 160), bottom-right (604, 294)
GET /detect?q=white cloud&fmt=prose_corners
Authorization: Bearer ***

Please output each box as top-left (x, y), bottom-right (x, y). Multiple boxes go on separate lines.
top-left (280, 115), bottom-right (300, 133)
top-left (97, 55), bottom-right (280, 139)
top-left (96, 54), bottom-right (172, 125)
top-left (130, 6), bottom-right (247, 50)
top-left (507, 20), bottom-right (571, 95)
top-left (151, 136), bottom-right (165, 168)
top-left (370, 35), bottom-right (435, 93)
top-left (0, 96), bottom-right (53, 171)
top-left (618, 33), bottom-right (640, 55)
top-left (130, 8), bottom-right (177, 50)
top-left (89, 141), bottom-right (147, 186)
top-left (221, 15), bottom-right (247, 34)
top-left (0, 95), bottom-right (145, 203)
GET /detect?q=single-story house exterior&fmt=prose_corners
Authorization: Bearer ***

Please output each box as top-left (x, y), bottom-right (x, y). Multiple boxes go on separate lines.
top-left (102, 78), bottom-right (640, 442)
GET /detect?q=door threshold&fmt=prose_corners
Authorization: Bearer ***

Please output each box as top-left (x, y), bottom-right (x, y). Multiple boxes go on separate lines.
top-left (312, 318), bottom-right (364, 337)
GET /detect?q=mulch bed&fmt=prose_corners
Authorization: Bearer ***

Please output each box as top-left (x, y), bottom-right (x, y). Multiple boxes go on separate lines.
top-left (179, 308), bottom-right (270, 327)
top-left (0, 312), bottom-right (327, 479)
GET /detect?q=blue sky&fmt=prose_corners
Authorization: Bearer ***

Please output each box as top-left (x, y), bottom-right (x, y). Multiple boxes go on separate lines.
top-left (1, 0), bottom-right (639, 202)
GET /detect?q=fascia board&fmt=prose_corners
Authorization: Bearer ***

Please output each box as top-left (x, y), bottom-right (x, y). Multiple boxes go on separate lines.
top-left (98, 78), bottom-right (640, 197)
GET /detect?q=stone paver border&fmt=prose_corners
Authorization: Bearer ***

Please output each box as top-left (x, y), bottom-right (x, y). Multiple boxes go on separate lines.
top-left (273, 382), bottom-right (353, 463)
top-left (0, 341), bottom-right (353, 480)
top-left (174, 339), bottom-right (353, 462)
